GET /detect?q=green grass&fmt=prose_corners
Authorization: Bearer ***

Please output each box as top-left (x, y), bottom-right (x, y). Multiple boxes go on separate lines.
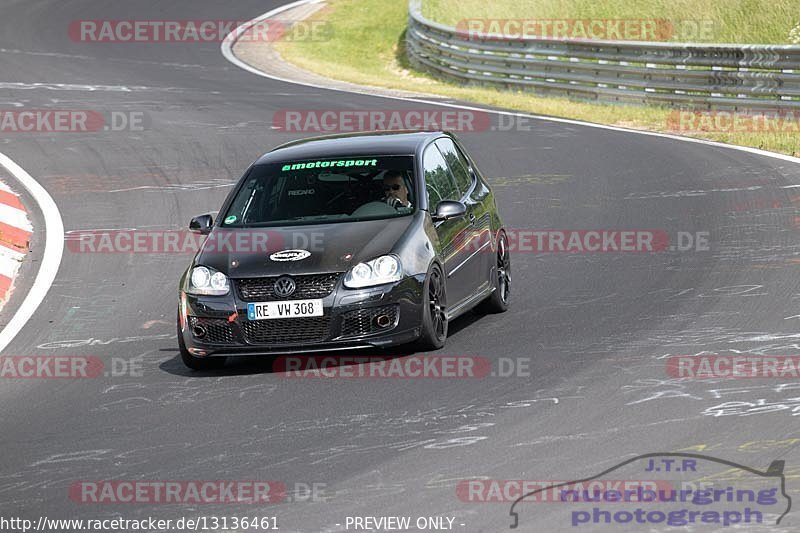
top-left (423, 0), bottom-right (799, 44)
top-left (274, 0), bottom-right (800, 157)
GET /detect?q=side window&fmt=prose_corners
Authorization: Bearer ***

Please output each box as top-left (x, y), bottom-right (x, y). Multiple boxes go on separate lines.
top-left (422, 144), bottom-right (459, 206)
top-left (435, 138), bottom-right (473, 196)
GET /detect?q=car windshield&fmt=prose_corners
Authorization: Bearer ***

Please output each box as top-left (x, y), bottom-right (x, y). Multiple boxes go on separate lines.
top-left (221, 155), bottom-right (417, 227)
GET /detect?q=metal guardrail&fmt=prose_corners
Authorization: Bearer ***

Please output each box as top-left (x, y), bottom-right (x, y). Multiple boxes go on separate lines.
top-left (406, 0), bottom-right (800, 109)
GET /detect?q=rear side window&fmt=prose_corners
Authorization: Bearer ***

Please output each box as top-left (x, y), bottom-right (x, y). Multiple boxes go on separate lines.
top-left (422, 144), bottom-right (459, 206)
top-left (435, 138), bottom-right (473, 196)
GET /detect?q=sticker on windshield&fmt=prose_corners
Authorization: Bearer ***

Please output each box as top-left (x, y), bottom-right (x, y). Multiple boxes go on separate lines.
top-left (281, 158), bottom-right (379, 171)
top-left (224, 215), bottom-right (237, 224)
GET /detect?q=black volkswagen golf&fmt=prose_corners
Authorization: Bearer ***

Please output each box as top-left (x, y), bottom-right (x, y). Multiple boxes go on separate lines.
top-left (178, 131), bottom-right (509, 369)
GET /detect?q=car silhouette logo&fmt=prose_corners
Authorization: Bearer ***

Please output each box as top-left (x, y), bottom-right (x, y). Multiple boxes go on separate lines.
top-left (508, 452), bottom-right (792, 529)
top-left (269, 249), bottom-right (311, 262)
top-left (273, 276), bottom-right (296, 297)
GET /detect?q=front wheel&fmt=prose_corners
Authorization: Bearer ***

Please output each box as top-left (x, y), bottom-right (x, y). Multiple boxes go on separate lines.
top-left (477, 232), bottom-right (510, 314)
top-left (178, 312), bottom-right (226, 371)
top-left (415, 264), bottom-right (448, 351)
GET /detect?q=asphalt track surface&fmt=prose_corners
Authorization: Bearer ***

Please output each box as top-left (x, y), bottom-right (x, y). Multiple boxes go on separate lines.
top-left (2, 1), bottom-right (800, 531)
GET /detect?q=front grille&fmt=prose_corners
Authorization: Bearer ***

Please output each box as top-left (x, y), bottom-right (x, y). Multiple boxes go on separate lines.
top-left (241, 317), bottom-right (331, 345)
top-left (235, 273), bottom-right (342, 301)
top-left (189, 316), bottom-right (235, 344)
top-left (340, 305), bottom-right (398, 337)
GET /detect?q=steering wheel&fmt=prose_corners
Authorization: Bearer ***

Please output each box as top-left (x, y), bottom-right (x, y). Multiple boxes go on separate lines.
top-left (385, 196), bottom-right (403, 209)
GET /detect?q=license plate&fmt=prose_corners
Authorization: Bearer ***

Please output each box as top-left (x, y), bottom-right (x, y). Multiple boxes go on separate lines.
top-left (246, 299), bottom-right (323, 320)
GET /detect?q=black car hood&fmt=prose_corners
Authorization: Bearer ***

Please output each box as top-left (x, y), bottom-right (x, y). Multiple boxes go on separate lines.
top-left (196, 217), bottom-right (414, 278)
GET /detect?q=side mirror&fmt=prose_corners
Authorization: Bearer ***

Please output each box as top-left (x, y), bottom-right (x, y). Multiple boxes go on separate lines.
top-left (432, 200), bottom-right (467, 221)
top-left (189, 214), bottom-right (213, 235)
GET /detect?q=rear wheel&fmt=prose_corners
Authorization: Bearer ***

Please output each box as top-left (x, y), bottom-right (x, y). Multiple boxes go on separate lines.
top-left (477, 232), bottom-right (510, 314)
top-left (178, 311), bottom-right (226, 371)
top-left (416, 265), bottom-right (448, 351)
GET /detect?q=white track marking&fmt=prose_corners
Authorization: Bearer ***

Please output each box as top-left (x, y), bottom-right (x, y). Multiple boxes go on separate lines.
top-left (0, 152), bottom-right (64, 354)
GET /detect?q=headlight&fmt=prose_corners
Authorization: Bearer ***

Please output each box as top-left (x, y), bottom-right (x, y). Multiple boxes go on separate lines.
top-left (187, 266), bottom-right (230, 296)
top-left (343, 255), bottom-right (403, 288)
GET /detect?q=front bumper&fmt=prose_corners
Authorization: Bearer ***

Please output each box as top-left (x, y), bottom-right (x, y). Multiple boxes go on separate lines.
top-left (179, 274), bottom-right (425, 357)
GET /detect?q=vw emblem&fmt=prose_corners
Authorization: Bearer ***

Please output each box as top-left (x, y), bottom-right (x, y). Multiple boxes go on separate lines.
top-left (273, 276), bottom-right (296, 297)
top-left (269, 249), bottom-right (311, 262)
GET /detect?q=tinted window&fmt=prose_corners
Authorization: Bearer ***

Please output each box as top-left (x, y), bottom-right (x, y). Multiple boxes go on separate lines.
top-left (422, 145), bottom-right (459, 206)
top-left (222, 155), bottom-right (416, 227)
top-left (435, 138), bottom-right (473, 196)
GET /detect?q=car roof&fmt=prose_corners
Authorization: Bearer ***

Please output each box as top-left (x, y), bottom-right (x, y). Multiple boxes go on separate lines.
top-left (254, 130), bottom-right (447, 165)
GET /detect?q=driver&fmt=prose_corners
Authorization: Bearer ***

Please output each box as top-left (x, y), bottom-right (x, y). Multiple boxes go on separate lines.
top-left (382, 171), bottom-right (412, 208)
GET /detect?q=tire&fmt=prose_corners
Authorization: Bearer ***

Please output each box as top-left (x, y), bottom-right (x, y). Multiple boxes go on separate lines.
top-left (477, 231), bottom-right (510, 314)
top-left (415, 264), bottom-right (448, 351)
top-left (178, 312), bottom-right (226, 371)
